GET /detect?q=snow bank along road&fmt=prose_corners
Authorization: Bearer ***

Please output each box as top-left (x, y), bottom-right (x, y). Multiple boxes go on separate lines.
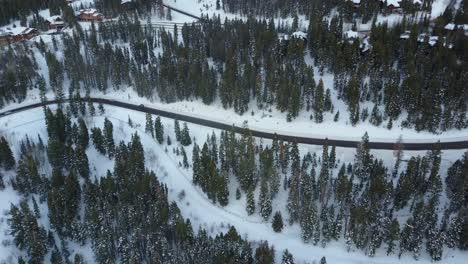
top-left (1, 98), bottom-right (467, 150)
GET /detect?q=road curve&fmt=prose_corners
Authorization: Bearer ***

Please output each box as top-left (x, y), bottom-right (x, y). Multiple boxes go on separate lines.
top-left (1, 98), bottom-right (467, 151)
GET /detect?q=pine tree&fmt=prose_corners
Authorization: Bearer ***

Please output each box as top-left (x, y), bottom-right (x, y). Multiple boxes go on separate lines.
top-left (145, 113), bottom-right (154, 137)
top-left (127, 116), bottom-right (133, 128)
top-left (50, 246), bottom-right (63, 264)
top-left (318, 142), bottom-right (330, 203)
top-left (88, 101), bottom-right (96, 116)
top-left (0, 136), bottom-right (15, 170)
top-left (103, 118), bottom-right (115, 158)
top-left (272, 211), bottom-right (284, 232)
top-left (174, 120), bottom-right (181, 141)
top-left (0, 172), bottom-right (4, 190)
top-left (181, 123), bottom-right (192, 146)
top-left (75, 146), bottom-right (89, 178)
top-left (91, 127), bottom-right (106, 155)
top-left (236, 188), bottom-right (241, 200)
top-left (320, 256), bottom-right (327, 264)
top-left (14, 155), bottom-right (42, 195)
top-left (218, 170), bottom-right (229, 206)
top-left (334, 111), bottom-right (340, 122)
top-left (181, 147), bottom-right (189, 168)
top-left (246, 188), bottom-right (255, 215)
top-left (314, 79), bottom-right (325, 123)
top-left (259, 180), bottom-right (272, 220)
top-left (255, 241), bottom-right (275, 264)
top-left (192, 143), bottom-right (201, 185)
top-left (77, 118), bottom-right (89, 149)
top-left (154, 116), bottom-right (164, 144)
top-left (426, 226), bottom-right (443, 261)
top-left (385, 219), bottom-right (399, 255)
top-left (329, 145), bottom-right (336, 169)
top-left (281, 249), bottom-right (294, 264)
top-left (300, 203), bottom-right (319, 243)
top-left (98, 103), bottom-right (105, 115)
top-left (8, 201), bottom-right (47, 264)
top-left (324, 88), bottom-right (332, 112)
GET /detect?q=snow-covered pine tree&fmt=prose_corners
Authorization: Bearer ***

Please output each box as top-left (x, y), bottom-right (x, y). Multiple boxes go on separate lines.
top-left (246, 188), bottom-right (255, 215)
top-left (154, 116), bottom-right (164, 144)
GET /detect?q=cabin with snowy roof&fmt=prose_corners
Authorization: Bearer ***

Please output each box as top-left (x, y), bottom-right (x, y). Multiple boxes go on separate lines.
top-left (45, 15), bottom-right (65, 30)
top-left (346, 0), bottom-right (361, 9)
top-left (0, 30), bottom-right (12, 45)
top-left (0, 27), bottom-right (38, 45)
top-left (79, 9), bottom-right (104, 22)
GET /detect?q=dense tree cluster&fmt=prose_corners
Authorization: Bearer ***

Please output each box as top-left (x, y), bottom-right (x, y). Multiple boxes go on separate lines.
top-left (5, 108), bottom-right (281, 263)
top-left (2, 4), bottom-right (466, 132)
top-left (220, 0), bottom-right (460, 20)
top-left (190, 126), bottom-right (468, 261)
top-left (0, 0), bottom-right (64, 26)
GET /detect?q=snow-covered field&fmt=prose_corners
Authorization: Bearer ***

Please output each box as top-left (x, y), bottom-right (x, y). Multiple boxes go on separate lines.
top-left (1, 105), bottom-right (467, 264)
top-left (0, 0), bottom-right (466, 262)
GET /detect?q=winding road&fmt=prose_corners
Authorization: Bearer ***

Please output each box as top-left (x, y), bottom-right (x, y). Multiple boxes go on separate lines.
top-left (1, 98), bottom-right (467, 150)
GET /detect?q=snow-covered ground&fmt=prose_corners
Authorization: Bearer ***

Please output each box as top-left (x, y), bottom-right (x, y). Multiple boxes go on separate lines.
top-left (1, 105), bottom-right (467, 264)
top-left (0, 1), bottom-right (466, 263)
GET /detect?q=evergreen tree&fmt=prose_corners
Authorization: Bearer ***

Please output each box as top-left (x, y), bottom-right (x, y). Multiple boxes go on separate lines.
top-left (103, 118), bottom-right (115, 158)
top-left (77, 118), bottom-right (89, 149)
top-left (320, 256), bottom-right (327, 264)
top-left (8, 201), bottom-right (47, 264)
top-left (181, 123), bottom-right (192, 146)
top-left (385, 219), bottom-right (400, 255)
top-left (98, 103), bottom-right (105, 115)
top-left (174, 120), bottom-right (181, 141)
top-left (145, 113), bottom-right (154, 137)
top-left (281, 249), bottom-right (294, 264)
top-left (259, 180), bottom-right (272, 220)
top-left (314, 79), bottom-right (325, 123)
top-left (246, 188), bottom-right (255, 215)
top-left (0, 136), bottom-right (15, 170)
top-left (154, 116), bottom-right (164, 144)
top-left (181, 147), bottom-right (189, 168)
top-left (91, 127), bottom-right (106, 155)
top-left (272, 211), bottom-right (284, 232)
top-left (74, 146), bottom-right (89, 178)
top-left (255, 241), bottom-right (275, 264)
top-left (218, 170), bottom-right (229, 206)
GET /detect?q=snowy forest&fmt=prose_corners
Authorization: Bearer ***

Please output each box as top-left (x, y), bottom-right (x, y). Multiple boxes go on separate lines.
top-left (0, 0), bottom-right (467, 263)
top-left (1, 0), bottom-right (467, 133)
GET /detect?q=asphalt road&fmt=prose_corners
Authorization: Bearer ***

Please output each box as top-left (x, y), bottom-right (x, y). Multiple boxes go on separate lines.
top-left (1, 98), bottom-right (467, 151)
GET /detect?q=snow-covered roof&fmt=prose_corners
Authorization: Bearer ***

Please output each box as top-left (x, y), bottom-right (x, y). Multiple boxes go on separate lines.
top-left (347, 0), bottom-right (426, 8)
top-left (48, 15), bottom-right (62, 21)
top-left (121, 0), bottom-right (134, 4)
top-left (360, 36), bottom-right (371, 52)
top-left (46, 15), bottom-right (64, 25)
top-left (344, 30), bottom-right (358, 39)
top-left (3, 26), bottom-right (36, 36)
top-left (80, 8), bottom-right (99, 15)
top-left (0, 29), bottom-right (12, 37)
top-left (444, 23), bottom-right (456, 30)
top-left (417, 33), bottom-right (428, 42)
top-left (384, 0), bottom-right (401, 8)
top-left (428, 36), bottom-right (439, 46)
top-left (399, 30), bottom-right (410, 39)
top-left (291, 31), bottom-right (307, 39)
